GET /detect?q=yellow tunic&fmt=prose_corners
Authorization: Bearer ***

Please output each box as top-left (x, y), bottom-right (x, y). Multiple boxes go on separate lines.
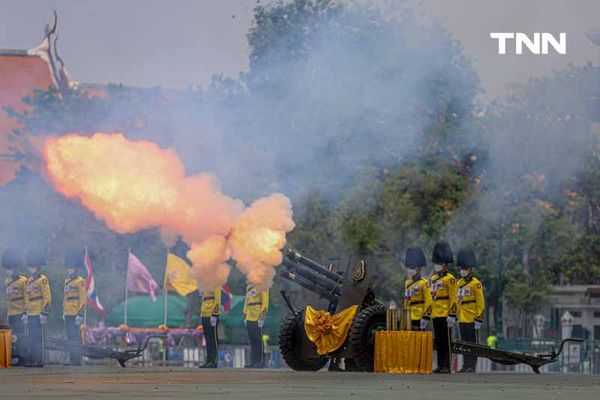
top-left (200, 287), bottom-right (222, 318)
top-left (26, 274), bottom-right (51, 316)
top-left (243, 285), bottom-right (269, 322)
top-left (5, 275), bottom-right (28, 316)
top-left (429, 271), bottom-right (458, 318)
top-left (403, 276), bottom-right (432, 321)
top-left (457, 276), bottom-right (485, 323)
top-left (63, 275), bottom-right (86, 316)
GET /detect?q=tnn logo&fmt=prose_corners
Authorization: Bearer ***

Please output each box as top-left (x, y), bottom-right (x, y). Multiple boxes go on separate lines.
top-left (490, 33), bottom-right (566, 55)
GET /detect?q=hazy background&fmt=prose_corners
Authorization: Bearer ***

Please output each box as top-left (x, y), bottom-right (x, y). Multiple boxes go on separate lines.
top-left (1, 0), bottom-right (598, 99)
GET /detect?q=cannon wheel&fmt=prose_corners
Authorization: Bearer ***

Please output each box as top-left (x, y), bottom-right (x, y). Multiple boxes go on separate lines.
top-left (348, 304), bottom-right (387, 372)
top-left (279, 309), bottom-right (329, 371)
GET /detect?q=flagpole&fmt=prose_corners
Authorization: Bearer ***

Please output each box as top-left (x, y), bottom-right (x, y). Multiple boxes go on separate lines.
top-left (163, 248), bottom-right (169, 327)
top-left (84, 246), bottom-right (89, 326)
top-left (124, 247), bottom-right (130, 326)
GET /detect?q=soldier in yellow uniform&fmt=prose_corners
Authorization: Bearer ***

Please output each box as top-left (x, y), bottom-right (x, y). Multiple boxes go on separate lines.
top-left (243, 283), bottom-right (269, 368)
top-left (3, 248), bottom-right (28, 365)
top-left (403, 247), bottom-right (432, 331)
top-left (24, 248), bottom-right (51, 367)
top-left (456, 248), bottom-right (485, 373)
top-left (63, 250), bottom-right (86, 365)
top-left (430, 241), bottom-right (457, 374)
top-left (199, 286), bottom-right (221, 368)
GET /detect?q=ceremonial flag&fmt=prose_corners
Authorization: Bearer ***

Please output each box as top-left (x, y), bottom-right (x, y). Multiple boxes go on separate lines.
top-left (164, 253), bottom-right (197, 296)
top-left (127, 251), bottom-right (159, 301)
top-left (221, 284), bottom-right (232, 312)
top-left (84, 247), bottom-right (106, 315)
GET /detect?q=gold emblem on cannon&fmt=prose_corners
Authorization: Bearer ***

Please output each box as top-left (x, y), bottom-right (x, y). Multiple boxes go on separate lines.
top-left (352, 260), bottom-right (366, 282)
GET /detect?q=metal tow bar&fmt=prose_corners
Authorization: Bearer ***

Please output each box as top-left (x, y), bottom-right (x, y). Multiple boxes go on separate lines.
top-left (451, 338), bottom-right (584, 374)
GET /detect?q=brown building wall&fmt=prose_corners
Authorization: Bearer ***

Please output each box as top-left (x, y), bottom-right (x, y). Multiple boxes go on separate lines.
top-left (0, 54), bottom-right (53, 184)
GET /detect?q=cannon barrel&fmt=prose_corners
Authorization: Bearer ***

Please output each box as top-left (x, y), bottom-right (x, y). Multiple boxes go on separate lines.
top-left (281, 259), bottom-right (342, 296)
top-left (286, 250), bottom-right (344, 283)
top-left (279, 269), bottom-right (338, 302)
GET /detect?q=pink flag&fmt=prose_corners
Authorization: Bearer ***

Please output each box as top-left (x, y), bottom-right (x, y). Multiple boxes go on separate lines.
top-left (127, 252), bottom-right (159, 301)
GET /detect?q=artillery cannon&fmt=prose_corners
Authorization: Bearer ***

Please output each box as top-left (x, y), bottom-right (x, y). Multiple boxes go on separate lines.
top-left (278, 249), bottom-right (386, 372)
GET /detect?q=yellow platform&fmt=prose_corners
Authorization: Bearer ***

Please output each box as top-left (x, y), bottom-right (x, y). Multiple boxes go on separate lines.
top-left (374, 331), bottom-right (432, 374)
top-left (0, 329), bottom-right (12, 368)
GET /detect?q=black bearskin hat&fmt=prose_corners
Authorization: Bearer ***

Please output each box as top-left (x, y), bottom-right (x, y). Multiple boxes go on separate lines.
top-left (2, 249), bottom-right (23, 269)
top-left (404, 247), bottom-right (426, 269)
top-left (65, 249), bottom-right (84, 269)
top-left (432, 241), bottom-right (453, 264)
top-left (457, 248), bottom-right (477, 269)
top-left (26, 248), bottom-right (47, 267)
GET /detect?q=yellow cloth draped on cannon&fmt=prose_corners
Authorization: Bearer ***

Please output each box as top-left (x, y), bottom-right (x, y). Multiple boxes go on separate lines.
top-left (304, 305), bottom-right (358, 355)
top-left (374, 331), bottom-right (433, 374)
top-left (0, 329), bottom-right (12, 368)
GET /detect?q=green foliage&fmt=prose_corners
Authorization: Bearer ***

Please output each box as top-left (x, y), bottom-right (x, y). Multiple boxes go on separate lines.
top-left (503, 278), bottom-right (550, 315)
top-left (559, 235), bottom-right (600, 284)
top-left (287, 191), bottom-right (335, 259)
top-left (249, 0), bottom-right (340, 71)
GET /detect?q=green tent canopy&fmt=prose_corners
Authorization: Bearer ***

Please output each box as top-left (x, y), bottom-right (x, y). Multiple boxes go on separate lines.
top-left (107, 294), bottom-right (195, 328)
top-left (106, 294), bottom-right (285, 344)
top-left (220, 295), bottom-right (283, 329)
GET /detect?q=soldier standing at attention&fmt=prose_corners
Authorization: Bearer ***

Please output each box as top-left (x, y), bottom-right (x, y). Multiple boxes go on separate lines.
top-left (24, 248), bottom-right (51, 367)
top-left (430, 241), bottom-right (457, 374)
top-left (198, 286), bottom-right (221, 368)
top-left (403, 247), bottom-right (432, 331)
top-left (3, 249), bottom-right (28, 365)
top-left (243, 283), bottom-right (269, 368)
top-left (456, 248), bottom-right (485, 373)
top-left (63, 250), bottom-right (86, 365)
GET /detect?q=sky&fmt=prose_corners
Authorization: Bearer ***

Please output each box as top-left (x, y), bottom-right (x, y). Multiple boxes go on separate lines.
top-left (0, 0), bottom-right (598, 100)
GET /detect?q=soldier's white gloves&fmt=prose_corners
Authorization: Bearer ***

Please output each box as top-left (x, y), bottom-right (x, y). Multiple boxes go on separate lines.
top-left (40, 314), bottom-right (47, 325)
top-left (419, 319), bottom-right (429, 330)
top-left (75, 315), bottom-right (84, 325)
top-left (474, 321), bottom-right (482, 330)
top-left (210, 316), bottom-right (218, 327)
top-left (21, 314), bottom-right (28, 324)
top-left (62, 315), bottom-right (66, 322)
top-left (446, 316), bottom-right (456, 327)
top-left (258, 319), bottom-right (265, 328)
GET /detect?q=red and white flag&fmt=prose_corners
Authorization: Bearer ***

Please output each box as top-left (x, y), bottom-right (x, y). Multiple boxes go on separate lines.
top-left (84, 247), bottom-right (106, 314)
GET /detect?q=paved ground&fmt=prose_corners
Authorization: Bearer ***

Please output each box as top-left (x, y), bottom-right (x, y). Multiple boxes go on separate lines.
top-left (1, 367), bottom-right (599, 400)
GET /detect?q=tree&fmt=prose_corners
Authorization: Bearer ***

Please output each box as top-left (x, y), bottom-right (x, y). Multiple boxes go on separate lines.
top-left (243, 0), bottom-right (480, 198)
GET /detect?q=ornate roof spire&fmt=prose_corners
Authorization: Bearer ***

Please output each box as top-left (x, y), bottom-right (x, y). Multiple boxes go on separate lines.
top-left (26, 10), bottom-right (72, 95)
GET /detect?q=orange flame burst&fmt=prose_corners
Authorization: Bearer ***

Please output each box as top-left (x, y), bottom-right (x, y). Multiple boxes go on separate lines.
top-left (229, 194), bottom-right (295, 291)
top-left (187, 235), bottom-right (231, 292)
top-left (44, 132), bottom-right (295, 290)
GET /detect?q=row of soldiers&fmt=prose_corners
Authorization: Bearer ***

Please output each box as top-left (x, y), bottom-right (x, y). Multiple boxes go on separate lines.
top-left (403, 242), bottom-right (485, 373)
top-left (3, 247), bottom-right (270, 369)
top-left (198, 283), bottom-right (269, 368)
top-left (2, 248), bottom-right (86, 367)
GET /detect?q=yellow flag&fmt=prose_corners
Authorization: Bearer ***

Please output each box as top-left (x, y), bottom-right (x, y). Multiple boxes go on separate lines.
top-left (164, 253), bottom-right (197, 296)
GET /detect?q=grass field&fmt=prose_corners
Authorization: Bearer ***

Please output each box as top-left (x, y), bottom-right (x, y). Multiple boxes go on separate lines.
top-left (1, 367), bottom-right (599, 400)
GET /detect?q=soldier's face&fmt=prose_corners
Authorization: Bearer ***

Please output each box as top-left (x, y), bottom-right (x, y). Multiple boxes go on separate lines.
top-left (28, 266), bottom-right (39, 274)
top-left (67, 268), bottom-right (76, 275)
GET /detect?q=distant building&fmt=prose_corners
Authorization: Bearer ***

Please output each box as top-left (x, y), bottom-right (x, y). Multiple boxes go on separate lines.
top-left (548, 285), bottom-right (600, 340)
top-left (0, 12), bottom-right (71, 185)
